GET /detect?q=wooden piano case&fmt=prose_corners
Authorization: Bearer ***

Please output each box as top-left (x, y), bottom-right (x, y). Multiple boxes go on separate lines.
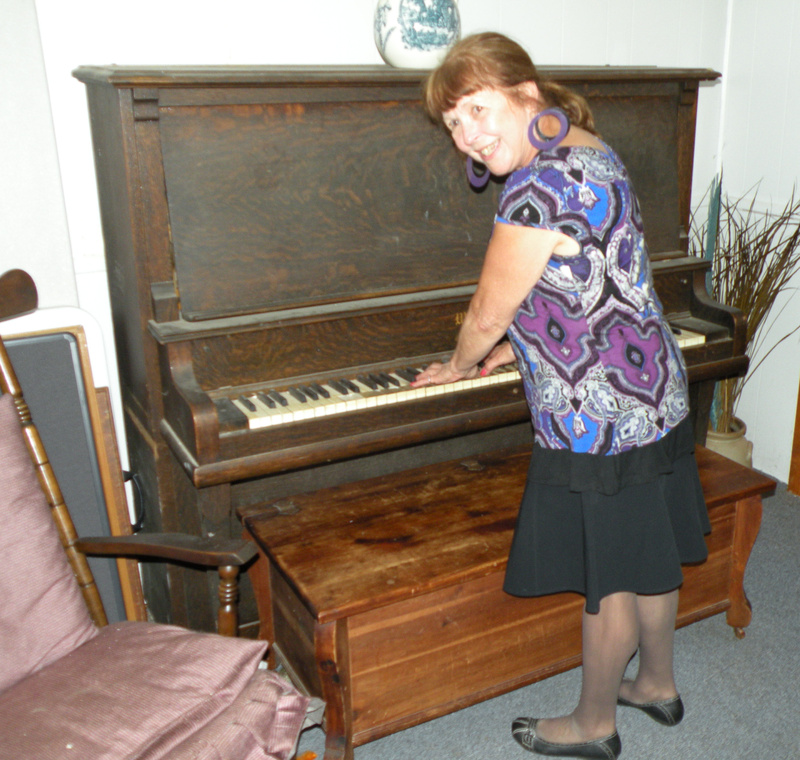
top-left (73, 64), bottom-right (749, 635)
top-left (241, 445), bottom-right (774, 760)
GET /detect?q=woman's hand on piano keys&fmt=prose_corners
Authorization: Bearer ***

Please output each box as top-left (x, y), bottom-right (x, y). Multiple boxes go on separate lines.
top-left (411, 359), bottom-right (480, 388)
top-left (411, 341), bottom-right (517, 388)
top-left (479, 341), bottom-right (517, 377)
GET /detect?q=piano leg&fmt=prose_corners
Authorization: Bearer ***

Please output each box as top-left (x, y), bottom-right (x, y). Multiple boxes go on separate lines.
top-left (727, 493), bottom-right (763, 639)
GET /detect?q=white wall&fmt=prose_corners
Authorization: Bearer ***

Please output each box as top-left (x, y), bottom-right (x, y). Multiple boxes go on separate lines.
top-left (718, 0), bottom-right (800, 479)
top-left (2, 0), bottom-right (798, 479)
top-left (0, 0), bottom-right (76, 305)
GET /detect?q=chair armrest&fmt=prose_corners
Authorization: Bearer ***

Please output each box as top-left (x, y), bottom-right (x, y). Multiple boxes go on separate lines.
top-left (76, 534), bottom-right (259, 636)
top-left (76, 533), bottom-right (258, 568)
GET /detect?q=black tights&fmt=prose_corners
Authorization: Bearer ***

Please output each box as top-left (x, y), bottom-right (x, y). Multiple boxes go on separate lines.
top-left (535, 589), bottom-right (680, 744)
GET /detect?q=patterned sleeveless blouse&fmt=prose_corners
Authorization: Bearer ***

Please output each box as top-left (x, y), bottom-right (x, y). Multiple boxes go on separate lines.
top-left (497, 143), bottom-right (689, 455)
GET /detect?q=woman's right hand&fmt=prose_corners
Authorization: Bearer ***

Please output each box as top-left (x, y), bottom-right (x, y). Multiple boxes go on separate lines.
top-left (480, 341), bottom-right (517, 377)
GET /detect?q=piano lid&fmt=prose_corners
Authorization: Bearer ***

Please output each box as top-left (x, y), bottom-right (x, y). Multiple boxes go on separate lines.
top-left (75, 65), bottom-right (720, 324)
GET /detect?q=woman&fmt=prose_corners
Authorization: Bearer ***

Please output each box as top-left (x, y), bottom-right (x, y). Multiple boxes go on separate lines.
top-left (412, 33), bottom-right (710, 759)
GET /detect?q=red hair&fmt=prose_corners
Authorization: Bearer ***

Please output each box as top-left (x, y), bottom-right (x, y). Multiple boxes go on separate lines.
top-left (424, 32), bottom-right (596, 134)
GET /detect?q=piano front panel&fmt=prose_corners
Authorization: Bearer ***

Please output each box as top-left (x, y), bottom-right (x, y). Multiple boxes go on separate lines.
top-left (159, 95), bottom-right (497, 322)
top-left (147, 68), bottom-right (719, 324)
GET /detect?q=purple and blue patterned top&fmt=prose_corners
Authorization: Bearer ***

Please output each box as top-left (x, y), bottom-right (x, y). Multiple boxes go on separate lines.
top-left (497, 143), bottom-right (689, 455)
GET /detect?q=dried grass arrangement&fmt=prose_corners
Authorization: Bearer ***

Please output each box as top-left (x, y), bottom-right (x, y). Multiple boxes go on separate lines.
top-left (690, 177), bottom-right (800, 433)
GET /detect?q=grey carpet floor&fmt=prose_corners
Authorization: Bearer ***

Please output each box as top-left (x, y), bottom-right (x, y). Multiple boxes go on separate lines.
top-left (295, 482), bottom-right (800, 759)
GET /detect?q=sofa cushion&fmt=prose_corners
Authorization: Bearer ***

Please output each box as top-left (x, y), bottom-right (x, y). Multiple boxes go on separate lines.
top-left (0, 393), bottom-right (97, 692)
top-left (163, 668), bottom-right (311, 760)
top-left (0, 621), bottom-right (275, 759)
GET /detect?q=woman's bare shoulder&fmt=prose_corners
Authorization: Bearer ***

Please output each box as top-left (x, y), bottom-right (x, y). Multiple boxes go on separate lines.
top-left (561, 126), bottom-right (607, 153)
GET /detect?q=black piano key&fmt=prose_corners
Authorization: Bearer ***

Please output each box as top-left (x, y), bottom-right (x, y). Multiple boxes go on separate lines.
top-left (311, 382), bottom-right (330, 398)
top-left (370, 373), bottom-right (390, 389)
top-left (395, 368), bottom-right (417, 382)
top-left (329, 379), bottom-right (350, 395)
top-left (382, 372), bottom-right (401, 387)
top-left (289, 387), bottom-right (307, 403)
top-left (257, 392), bottom-right (276, 408)
top-left (268, 390), bottom-right (290, 407)
top-left (357, 374), bottom-right (379, 390)
top-left (300, 385), bottom-right (319, 400)
top-left (407, 367), bottom-right (427, 382)
top-left (237, 395), bottom-right (257, 412)
top-left (343, 379), bottom-right (360, 394)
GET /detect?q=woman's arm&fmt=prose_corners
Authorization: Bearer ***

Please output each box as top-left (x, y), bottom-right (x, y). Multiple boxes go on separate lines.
top-left (413, 222), bottom-right (572, 386)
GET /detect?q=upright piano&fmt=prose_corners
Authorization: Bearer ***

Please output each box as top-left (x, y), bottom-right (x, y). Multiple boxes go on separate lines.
top-left (74, 65), bottom-right (747, 633)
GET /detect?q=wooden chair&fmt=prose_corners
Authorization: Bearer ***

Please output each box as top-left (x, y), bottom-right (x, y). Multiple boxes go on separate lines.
top-left (0, 268), bottom-right (311, 759)
top-left (0, 268), bottom-right (259, 635)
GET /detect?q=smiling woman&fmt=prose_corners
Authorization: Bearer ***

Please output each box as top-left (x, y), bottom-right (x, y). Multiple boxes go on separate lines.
top-left (443, 88), bottom-right (538, 179)
top-left (409, 32), bottom-right (713, 760)
top-left (426, 35), bottom-right (603, 193)
top-left (424, 32), bottom-right (597, 144)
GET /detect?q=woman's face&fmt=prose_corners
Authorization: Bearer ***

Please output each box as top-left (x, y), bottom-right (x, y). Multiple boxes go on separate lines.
top-left (443, 88), bottom-right (537, 177)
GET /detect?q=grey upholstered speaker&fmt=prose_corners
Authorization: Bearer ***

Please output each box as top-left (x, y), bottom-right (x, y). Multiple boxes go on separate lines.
top-left (5, 331), bottom-right (126, 623)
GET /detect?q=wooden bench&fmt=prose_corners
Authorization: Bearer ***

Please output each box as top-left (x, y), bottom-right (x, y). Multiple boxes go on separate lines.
top-left (241, 445), bottom-right (775, 760)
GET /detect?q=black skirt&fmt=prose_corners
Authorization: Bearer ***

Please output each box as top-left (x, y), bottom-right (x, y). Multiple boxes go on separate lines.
top-left (503, 418), bottom-right (711, 614)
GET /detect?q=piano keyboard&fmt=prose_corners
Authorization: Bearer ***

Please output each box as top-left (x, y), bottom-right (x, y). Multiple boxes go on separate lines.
top-left (231, 365), bottom-right (521, 430)
top-left (230, 327), bottom-right (706, 430)
top-left (672, 327), bottom-right (705, 348)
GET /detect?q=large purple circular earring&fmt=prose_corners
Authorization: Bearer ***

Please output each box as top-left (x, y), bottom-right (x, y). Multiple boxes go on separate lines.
top-left (528, 107), bottom-right (570, 151)
top-left (466, 156), bottom-right (491, 189)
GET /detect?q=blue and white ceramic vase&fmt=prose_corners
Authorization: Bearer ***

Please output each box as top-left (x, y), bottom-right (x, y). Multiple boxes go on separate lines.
top-left (374, 0), bottom-right (461, 69)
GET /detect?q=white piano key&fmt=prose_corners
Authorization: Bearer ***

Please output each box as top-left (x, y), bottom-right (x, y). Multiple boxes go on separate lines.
top-left (297, 386), bottom-right (335, 418)
top-left (675, 329), bottom-right (706, 348)
top-left (232, 397), bottom-right (259, 422)
top-left (234, 395), bottom-right (282, 428)
top-left (249, 395), bottom-right (282, 427)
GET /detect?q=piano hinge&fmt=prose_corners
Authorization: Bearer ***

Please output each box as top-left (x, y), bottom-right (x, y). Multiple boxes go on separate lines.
top-left (132, 88), bottom-right (160, 121)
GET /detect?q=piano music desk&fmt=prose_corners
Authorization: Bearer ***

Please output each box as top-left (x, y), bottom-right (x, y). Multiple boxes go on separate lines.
top-left (240, 446), bottom-right (774, 760)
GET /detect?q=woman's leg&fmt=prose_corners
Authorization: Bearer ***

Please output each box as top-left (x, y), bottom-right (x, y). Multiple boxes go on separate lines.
top-left (534, 591), bottom-right (639, 743)
top-left (618, 589), bottom-right (680, 704)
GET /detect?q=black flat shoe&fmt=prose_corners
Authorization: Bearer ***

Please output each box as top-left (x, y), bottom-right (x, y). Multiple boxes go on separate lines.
top-left (616, 694), bottom-right (684, 726)
top-left (511, 717), bottom-right (622, 759)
